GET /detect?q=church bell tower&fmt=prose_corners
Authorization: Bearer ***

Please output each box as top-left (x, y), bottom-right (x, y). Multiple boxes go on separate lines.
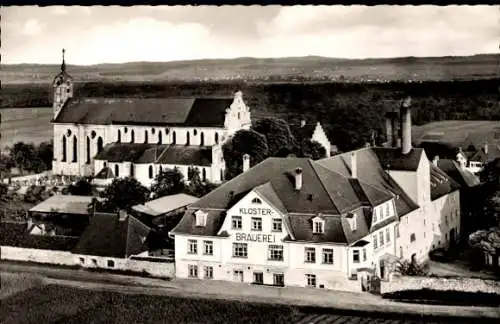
top-left (52, 48), bottom-right (74, 119)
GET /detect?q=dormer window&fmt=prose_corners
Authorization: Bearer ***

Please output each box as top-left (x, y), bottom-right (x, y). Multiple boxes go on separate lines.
top-left (251, 197), bottom-right (262, 204)
top-left (312, 217), bottom-right (325, 234)
top-left (347, 212), bottom-right (357, 232)
top-left (195, 210), bottom-right (208, 227)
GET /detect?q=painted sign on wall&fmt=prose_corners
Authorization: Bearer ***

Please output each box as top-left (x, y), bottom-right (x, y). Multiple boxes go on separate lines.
top-left (239, 208), bottom-right (273, 216)
top-left (235, 233), bottom-right (276, 243)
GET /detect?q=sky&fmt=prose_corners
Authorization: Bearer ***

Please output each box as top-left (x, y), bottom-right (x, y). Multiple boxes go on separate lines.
top-left (2, 5), bottom-right (499, 65)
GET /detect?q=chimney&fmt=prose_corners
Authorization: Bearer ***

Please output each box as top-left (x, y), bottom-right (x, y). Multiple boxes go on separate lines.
top-left (400, 97), bottom-right (412, 154)
top-left (118, 209), bottom-right (128, 221)
top-left (484, 143), bottom-right (489, 155)
top-left (351, 152), bottom-right (357, 178)
top-left (432, 155), bottom-right (440, 167)
top-left (300, 119), bottom-right (306, 128)
top-left (242, 154), bottom-right (250, 173)
top-left (294, 167), bottom-right (303, 190)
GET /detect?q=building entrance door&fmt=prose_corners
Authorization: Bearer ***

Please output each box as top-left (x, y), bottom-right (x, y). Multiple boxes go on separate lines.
top-left (233, 270), bottom-right (244, 282)
top-left (273, 273), bottom-right (284, 287)
top-left (253, 272), bottom-right (264, 285)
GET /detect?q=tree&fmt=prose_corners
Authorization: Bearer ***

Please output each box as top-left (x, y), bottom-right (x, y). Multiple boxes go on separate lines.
top-left (9, 142), bottom-right (39, 175)
top-left (469, 227), bottom-right (500, 267)
top-left (184, 168), bottom-right (219, 198)
top-left (0, 183), bottom-right (8, 201)
top-left (68, 178), bottom-right (94, 196)
top-left (36, 141), bottom-right (54, 170)
top-left (24, 185), bottom-right (52, 204)
top-left (251, 118), bottom-right (295, 157)
top-left (0, 154), bottom-right (14, 179)
top-left (100, 177), bottom-right (150, 212)
top-left (150, 168), bottom-right (185, 199)
top-left (222, 129), bottom-right (269, 180)
top-left (296, 139), bottom-right (327, 160)
top-left (395, 259), bottom-right (429, 276)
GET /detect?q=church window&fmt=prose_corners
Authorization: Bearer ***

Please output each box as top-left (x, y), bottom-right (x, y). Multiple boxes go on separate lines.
top-left (172, 131), bottom-right (176, 144)
top-left (86, 137), bottom-right (90, 164)
top-left (252, 197), bottom-right (262, 204)
top-left (215, 133), bottom-right (219, 144)
top-left (200, 132), bottom-right (205, 146)
top-left (186, 132), bottom-right (191, 145)
top-left (130, 164), bottom-right (135, 177)
top-left (66, 129), bottom-right (72, 137)
top-left (130, 130), bottom-right (135, 143)
top-left (202, 168), bottom-right (206, 182)
top-left (97, 137), bottom-right (103, 154)
top-left (117, 130), bottom-right (121, 143)
top-left (91, 131), bottom-right (96, 139)
top-left (193, 129), bottom-right (198, 136)
top-left (124, 127), bottom-right (128, 133)
top-left (73, 135), bottom-right (78, 162)
top-left (62, 136), bottom-right (67, 162)
top-left (144, 130), bottom-right (148, 144)
top-left (114, 164), bottom-right (119, 177)
top-left (66, 89), bottom-right (71, 93)
top-left (149, 165), bottom-right (154, 179)
top-left (238, 112), bottom-right (241, 119)
top-left (151, 128), bottom-right (156, 134)
top-left (158, 132), bottom-right (163, 145)
top-left (165, 128), bottom-right (170, 135)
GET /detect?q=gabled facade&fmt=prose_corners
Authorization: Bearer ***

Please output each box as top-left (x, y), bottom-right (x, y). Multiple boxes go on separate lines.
top-left (290, 119), bottom-right (334, 157)
top-left (50, 52), bottom-right (251, 186)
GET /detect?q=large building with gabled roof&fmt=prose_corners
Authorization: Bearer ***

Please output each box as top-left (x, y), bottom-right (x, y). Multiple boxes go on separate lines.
top-left (170, 101), bottom-right (461, 291)
top-left (50, 50), bottom-right (251, 186)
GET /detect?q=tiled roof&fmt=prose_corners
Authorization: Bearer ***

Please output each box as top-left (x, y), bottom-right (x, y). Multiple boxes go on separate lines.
top-left (436, 159), bottom-right (481, 188)
top-left (94, 166), bottom-right (115, 179)
top-left (372, 147), bottom-right (424, 171)
top-left (0, 221), bottom-right (79, 251)
top-left (53, 97), bottom-right (233, 127)
top-left (72, 212), bottom-right (150, 258)
top-left (173, 156), bottom-right (401, 244)
top-left (430, 164), bottom-right (461, 201)
top-left (94, 143), bottom-right (212, 166)
top-left (29, 195), bottom-right (99, 215)
top-left (132, 193), bottom-right (198, 217)
top-left (157, 145), bottom-right (212, 166)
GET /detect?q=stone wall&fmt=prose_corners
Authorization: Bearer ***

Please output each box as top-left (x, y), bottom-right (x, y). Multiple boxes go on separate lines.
top-left (382, 275), bottom-right (500, 294)
top-left (1, 246), bottom-right (75, 266)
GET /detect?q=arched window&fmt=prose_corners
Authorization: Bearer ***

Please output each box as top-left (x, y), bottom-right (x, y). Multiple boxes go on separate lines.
top-left (148, 165), bottom-right (154, 179)
top-left (252, 197), bottom-right (262, 204)
top-left (172, 131), bottom-right (176, 144)
top-left (72, 136), bottom-right (78, 162)
top-left (97, 137), bottom-right (103, 154)
top-left (200, 132), bottom-right (205, 146)
top-left (202, 168), bottom-right (206, 182)
top-left (158, 131), bottom-right (163, 145)
top-left (130, 163), bottom-right (134, 177)
top-left (186, 131), bottom-right (190, 145)
top-left (86, 136), bottom-right (91, 164)
top-left (215, 133), bottom-right (219, 144)
top-left (130, 130), bottom-right (135, 143)
top-left (117, 129), bottom-right (121, 143)
top-left (114, 164), bottom-right (119, 177)
top-left (62, 136), bottom-right (67, 162)
top-left (144, 130), bottom-right (148, 144)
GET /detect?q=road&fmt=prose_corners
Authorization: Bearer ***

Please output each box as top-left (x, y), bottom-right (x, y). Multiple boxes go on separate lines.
top-left (1, 262), bottom-right (499, 324)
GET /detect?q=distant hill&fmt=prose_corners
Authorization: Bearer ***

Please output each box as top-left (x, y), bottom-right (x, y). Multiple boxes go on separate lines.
top-left (2, 54), bottom-right (499, 84)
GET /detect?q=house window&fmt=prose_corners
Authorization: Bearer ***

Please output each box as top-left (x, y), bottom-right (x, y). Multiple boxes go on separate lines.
top-left (114, 164), bottom-right (119, 177)
top-left (379, 231), bottom-right (384, 246)
top-left (385, 204), bottom-right (390, 217)
top-left (395, 224), bottom-right (400, 238)
top-left (62, 136), bottom-right (67, 162)
top-left (351, 215), bottom-right (357, 231)
top-left (188, 265), bottom-right (198, 278)
top-left (386, 228), bottom-right (390, 242)
top-left (362, 248), bottom-right (367, 261)
top-left (268, 245), bottom-right (284, 261)
top-left (306, 274), bottom-right (316, 288)
top-left (251, 217), bottom-right (262, 231)
top-left (204, 266), bottom-right (213, 279)
top-left (107, 260), bottom-right (115, 268)
top-left (251, 197), bottom-right (262, 204)
top-left (203, 240), bottom-right (213, 256)
top-left (272, 219), bottom-right (282, 232)
top-left (313, 220), bottom-right (324, 234)
top-left (373, 208), bottom-right (378, 223)
top-left (305, 247), bottom-right (316, 263)
top-left (188, 239), bottom-right (198, 254)
top-left (195, 211), bottom-right (207, 227)
top-left (399, 246), bottom-right (403, 258)
top-left (373, 235), bottom-right (378, 249)
top-left (322, 248), bottom-right (334, 264)
top-left (410, 233), bottom-right (416, 242)
top-left (232, 243), bottom-right (248, 258)
top-left (353, 250), bottom-right (360, 263)
top-left (232, 216), bottom-right (242, 229)
top-left (149, 165), bottom-right (154, 179)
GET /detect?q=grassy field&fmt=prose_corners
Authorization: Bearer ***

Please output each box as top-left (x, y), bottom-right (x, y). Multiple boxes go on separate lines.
top-left (2, 54), bottom-right (499, 84)
top-left (412, 120), bottom-right (500, 146)
top-left (0, 107), bottom-right (53, 150)
top-left (0, 272), bottom-right (43, 300)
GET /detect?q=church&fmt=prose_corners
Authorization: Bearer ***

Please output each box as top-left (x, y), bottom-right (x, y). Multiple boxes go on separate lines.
top-left (50, 50), bottom-right (251, 186)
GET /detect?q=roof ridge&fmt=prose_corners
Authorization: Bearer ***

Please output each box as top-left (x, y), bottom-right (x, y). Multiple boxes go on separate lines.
top-left (309, 160), bottom-right (342, 215)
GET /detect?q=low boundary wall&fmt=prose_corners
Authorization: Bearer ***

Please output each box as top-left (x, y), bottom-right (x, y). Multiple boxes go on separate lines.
top-left (382, 275), bottom-right (500, 294)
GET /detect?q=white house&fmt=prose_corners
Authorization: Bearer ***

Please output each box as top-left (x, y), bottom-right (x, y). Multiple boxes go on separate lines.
top-left (289, 119), bottom-right (334, 157)
top-left (169, 102), bottom-right (461, 291)
top-left (50, 50), bottom-right (251, 186)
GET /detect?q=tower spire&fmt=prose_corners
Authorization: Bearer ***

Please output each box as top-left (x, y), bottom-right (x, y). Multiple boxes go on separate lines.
top-left (61, 48), bottom-right (66, 72)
